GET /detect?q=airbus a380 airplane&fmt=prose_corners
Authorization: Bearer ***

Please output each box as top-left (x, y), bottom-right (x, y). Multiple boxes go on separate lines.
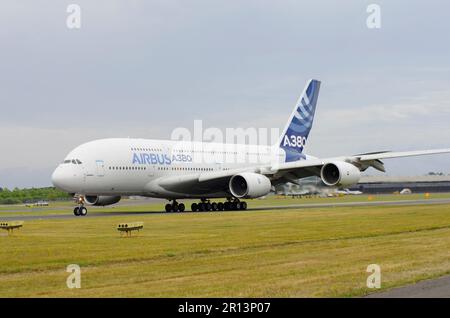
top-left (52, 79), bottom-right (450, 216)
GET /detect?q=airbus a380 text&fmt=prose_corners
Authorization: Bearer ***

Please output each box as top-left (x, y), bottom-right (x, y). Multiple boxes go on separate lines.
top-left (52, 80), bottom-right (450, 215)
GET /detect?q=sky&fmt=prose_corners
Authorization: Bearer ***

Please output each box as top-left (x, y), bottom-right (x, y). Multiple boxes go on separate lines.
top-left (0, 0), bottom-right (450, 188)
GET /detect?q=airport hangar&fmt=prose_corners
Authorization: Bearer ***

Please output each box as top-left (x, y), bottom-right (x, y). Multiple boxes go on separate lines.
top-left (348, 175), bottom-right (450, 194)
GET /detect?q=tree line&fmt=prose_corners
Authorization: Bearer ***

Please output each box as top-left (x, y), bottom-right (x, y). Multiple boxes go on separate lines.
top-left (0, 187), bottom-right (71, 204)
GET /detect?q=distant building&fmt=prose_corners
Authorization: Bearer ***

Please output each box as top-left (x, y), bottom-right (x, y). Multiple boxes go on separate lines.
top-left (349, 175), bottom-right (450, 194)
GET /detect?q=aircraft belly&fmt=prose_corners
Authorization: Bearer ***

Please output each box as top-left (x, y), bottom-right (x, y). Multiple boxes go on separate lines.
top-left (145, 178), bottom-right (229, 198)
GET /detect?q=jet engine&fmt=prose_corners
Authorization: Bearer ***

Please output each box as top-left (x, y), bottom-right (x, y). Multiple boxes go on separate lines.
top-left (229, 173), bottom-right (272, 199)
top-left (84, 195), bottom-right (121, 206)
top-left (320, 162), bottom-right (361, 187)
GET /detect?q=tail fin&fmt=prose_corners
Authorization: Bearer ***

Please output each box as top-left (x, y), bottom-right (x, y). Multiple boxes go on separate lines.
top-left (278, 79), bottom-right (321, 162)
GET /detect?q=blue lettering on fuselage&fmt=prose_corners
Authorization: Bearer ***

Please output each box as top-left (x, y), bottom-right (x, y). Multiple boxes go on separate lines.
top-left (132, 153), bottom-right (142, 164)
top-left (172, 154), bottom-right (192, 163)
top-left (131, 153), bottom-right (192, 165)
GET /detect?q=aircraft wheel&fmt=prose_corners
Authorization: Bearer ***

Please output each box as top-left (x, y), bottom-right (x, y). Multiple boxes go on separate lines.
top-left (224, 202), bottom-right (230, 210)
top-left (73, 207), bottom-right (80, 216)
top-left (191, 203), bottom-right (198, 212)
top-left (217, 202), bottom-right (224, 211)
top-left (79, 207), bottom-right (88, 216)
top-left (172, 203), bottom-right (179, 212)
top-left (211, 202), bottom-right (218, 211)
top-left (165, 204), bottom-right (172, 212)
top-left (206, 202), bottom-right (212, 211)
top-left (178, 203), bottom-right (185, 212)
top-left (241, 201), bottom-right (247, 210)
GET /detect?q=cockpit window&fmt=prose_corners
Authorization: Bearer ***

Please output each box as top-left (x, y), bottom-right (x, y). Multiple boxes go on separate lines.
top-left (63, 158), bottom-right (82, 164)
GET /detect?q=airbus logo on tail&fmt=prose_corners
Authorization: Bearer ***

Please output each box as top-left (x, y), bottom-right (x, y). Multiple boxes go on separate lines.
top-left (279, 79), bottom-right (320, 162)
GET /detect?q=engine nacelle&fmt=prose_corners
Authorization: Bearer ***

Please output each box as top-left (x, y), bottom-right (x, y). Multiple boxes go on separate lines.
top-left (229, 173), bottom-right (272, 199)
top-left (84, 195), bottom-right (121, 206)
top-left (320, 162), bottom-right (361, 187)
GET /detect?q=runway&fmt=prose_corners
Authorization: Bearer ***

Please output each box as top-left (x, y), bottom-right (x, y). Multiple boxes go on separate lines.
top-left (366, 275), bottom-right (450, 298)
top-left (2, 197), bottom-right (450, 221)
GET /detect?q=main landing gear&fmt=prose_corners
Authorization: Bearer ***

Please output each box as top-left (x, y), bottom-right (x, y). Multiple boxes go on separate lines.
top-left (73, 196), bottom-right (88, 216)
top-left (190, 198), bottom-right (247, 212)
top-left (165, 200), bottom-right (186, 212)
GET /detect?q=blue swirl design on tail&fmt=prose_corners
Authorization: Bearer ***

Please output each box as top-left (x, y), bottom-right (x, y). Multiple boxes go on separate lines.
top-left (279, 79), bottom-right (321, 162)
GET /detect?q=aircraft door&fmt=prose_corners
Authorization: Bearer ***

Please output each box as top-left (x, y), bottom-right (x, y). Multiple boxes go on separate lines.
top-left (96, 160), bottom-right (105, 177)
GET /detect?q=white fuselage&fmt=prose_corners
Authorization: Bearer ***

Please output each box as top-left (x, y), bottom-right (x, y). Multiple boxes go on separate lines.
top-left (51, 138), bottom-right (315, 199)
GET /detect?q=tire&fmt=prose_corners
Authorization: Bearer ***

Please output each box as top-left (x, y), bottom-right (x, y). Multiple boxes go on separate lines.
top-left (224, 202), bottom-right (230, 210)
top-left (206, 203), bottom-right (212, 211)
top-left (178, 203), bottom-right (185, 212)
top-left (165, 204), bottom-right (172, 212)
top-left (211, 202), bottom-right (218, 211)
top-left (241, 201), bottom-right (247, 210)
top-left (217, 202), bottom-right (224, 211)
top-left (231, 202), bottom-right (238, 210)
top-left (191, 203), bottom-right (198, 212)
top-left (73, 207), bottom-right (80, 216)
top-left (172, 203), bottom-right (179, 212)
top-left (79, 207), bottom-right (87, 216)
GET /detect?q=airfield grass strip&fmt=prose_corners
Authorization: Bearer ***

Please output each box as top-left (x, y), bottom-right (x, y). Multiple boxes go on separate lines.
top-left (1, 203), bottom-right (450, 297)
top-left (7, 225), bottom-right (448, 276)
top-left (2, 227), bottom-right (449, 297)
top-left (1, 219), bottom-right (450, 276)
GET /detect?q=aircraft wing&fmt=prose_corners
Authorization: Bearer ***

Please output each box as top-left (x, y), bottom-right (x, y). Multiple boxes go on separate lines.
top-left (154, 167), bottom-right (259, 194)
top-left (355, 148), bottom-right (450, 161)
top-left (154, 148), bottom-right (450, 194)
top-left (268, 148), bottom-right (450, 181)
top-left (154, 159), bottom-right (324, 194)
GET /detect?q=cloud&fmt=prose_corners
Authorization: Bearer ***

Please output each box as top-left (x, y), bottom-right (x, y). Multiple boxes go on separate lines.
top-left (321, 90), bottom-right (450, 124)
top-left (1, 0), bottom-right (450, 187)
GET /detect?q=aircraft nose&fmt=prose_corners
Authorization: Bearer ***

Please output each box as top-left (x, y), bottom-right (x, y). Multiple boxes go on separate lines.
top-left (51, 167), bottom-right (66, 190)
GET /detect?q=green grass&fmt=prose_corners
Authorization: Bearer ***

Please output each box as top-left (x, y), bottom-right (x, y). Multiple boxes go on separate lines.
top-left (1, 201), bottom-right (450, 297)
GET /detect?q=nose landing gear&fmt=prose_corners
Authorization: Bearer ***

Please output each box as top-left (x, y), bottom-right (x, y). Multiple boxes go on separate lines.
top-left (73, 206), bottom-right (88, 216)
top-left (73, 196), bottom-right (88, 216)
